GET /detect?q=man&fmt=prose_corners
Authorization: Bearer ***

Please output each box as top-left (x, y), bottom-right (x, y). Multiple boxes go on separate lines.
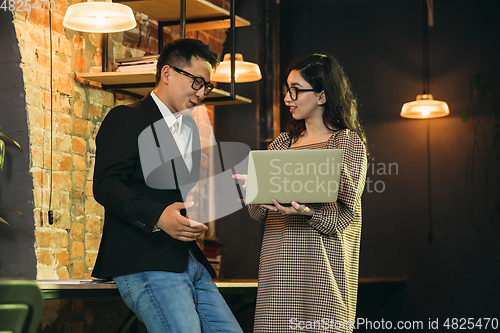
top-left (92, 38), bottom-right (243, 333)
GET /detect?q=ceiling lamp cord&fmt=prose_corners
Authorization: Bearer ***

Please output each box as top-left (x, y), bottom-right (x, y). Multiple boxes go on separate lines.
top-left (48, 8), bottom-right (53, 225)
top-left (423, 1), bottom-right (432, 242)
top-left (422, 0), bottom-right (429, 96)
top-left (427, 119), bottom-right (433, 242)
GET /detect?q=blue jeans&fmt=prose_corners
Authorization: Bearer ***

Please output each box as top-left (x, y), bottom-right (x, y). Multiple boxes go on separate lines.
top-left (114, 252), bottom-right (243, 333)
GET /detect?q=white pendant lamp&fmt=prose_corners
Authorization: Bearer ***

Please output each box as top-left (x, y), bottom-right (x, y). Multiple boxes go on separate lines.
top-left (401, 94), bottom-right (449, 119)
top-left (211, 53), bottom-right (262, 83)
top-left (63, 1), bottom-right (136, 33)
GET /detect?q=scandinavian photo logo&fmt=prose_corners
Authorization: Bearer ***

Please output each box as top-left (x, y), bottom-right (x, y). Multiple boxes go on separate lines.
top-left (365, 157), bottom-right (398, 193)
top-left (268, 157), bottom-right (340, 197)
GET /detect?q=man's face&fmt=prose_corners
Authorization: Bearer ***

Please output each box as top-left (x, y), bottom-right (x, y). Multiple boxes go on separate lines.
top-left (164, 56), bottom-right (212, 113)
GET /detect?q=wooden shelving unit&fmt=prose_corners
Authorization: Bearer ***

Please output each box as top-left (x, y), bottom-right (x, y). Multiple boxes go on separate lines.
top-left (77, 0), bottom-right (252, 105)
top-left (115, 0), bottom-right (250, 31)
top-left (76, 71), bottom-right (251, 105)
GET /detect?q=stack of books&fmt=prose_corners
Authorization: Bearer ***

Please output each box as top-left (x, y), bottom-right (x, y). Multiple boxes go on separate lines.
top-left (116, 55), bottom-right (158, 72)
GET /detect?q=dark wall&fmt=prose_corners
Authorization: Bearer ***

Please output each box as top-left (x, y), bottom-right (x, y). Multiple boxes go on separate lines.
top-left (0, 11), bottom-right (36, 278)
top-left (279, 0), bottom-right (500, 326)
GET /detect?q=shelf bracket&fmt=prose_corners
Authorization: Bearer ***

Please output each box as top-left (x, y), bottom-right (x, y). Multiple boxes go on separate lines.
top-left (180, 0), bottom-right (186, 38)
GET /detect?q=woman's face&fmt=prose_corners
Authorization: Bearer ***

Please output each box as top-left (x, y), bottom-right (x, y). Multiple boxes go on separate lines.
top-left (284, 70), bottom-right (325, 121)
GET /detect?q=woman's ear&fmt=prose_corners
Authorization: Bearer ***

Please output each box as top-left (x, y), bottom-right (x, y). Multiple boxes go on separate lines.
top-left (317, 91), bottom-right (326, 105)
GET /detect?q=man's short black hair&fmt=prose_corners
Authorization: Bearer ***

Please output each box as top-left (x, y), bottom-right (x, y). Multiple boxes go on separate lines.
top-left (155, 38), bottom-right (220, 86)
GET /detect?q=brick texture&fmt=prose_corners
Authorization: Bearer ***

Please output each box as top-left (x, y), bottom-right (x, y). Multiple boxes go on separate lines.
top-left (14, 0), bottom-right (228, 284)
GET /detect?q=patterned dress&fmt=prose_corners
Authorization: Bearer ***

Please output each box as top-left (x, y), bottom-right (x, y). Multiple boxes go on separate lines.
top-left (249, 129), bottom-right (367, 333)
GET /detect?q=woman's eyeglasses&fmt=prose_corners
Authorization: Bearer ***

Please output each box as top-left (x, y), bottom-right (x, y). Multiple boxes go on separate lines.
top-left (282, 85), bottom-right (315, 101)
top-left (170, 65), bottom-right (215, 96)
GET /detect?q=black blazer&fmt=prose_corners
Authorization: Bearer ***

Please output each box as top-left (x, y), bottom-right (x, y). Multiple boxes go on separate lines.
top-left (91, 94), bottom-right (215, 280)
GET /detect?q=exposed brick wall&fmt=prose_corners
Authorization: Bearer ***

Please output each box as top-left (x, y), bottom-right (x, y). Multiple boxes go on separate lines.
top-left (12, 0), bottom-right (229, 283)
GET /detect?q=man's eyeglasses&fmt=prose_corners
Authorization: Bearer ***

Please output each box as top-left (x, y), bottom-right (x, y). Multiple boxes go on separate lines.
top-left (170, 65), bottom-right (215, 96)
top-left (282, 85), bottom-right (315, 101)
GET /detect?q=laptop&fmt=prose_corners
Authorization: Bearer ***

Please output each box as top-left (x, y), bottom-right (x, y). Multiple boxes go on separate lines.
top-left (245, 149), bottom-right (343, 204)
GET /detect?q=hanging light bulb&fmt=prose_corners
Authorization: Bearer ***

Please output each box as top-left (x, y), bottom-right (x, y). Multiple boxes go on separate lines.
top-left (211, 53), bottom-right (262, 83)
top-left (63, 1), bottom-right (136, 33)
top-left (401, 94), bottom-right (449, 119)
top-left (93, 16), bottom-right (108, 29)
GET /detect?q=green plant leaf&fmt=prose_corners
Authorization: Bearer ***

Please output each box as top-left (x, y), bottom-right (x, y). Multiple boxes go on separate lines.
top-left (0, 130), bottom-right (24, 225)
top-left (0, 132), bottom-right (21, 150)
top-left (0, 139), bottom-right (4, 170)
top-left (475, 73), bottom-right (484, 86)
top-left (494, 132), bottom-right (499, 147)
top-left (0, 207), bottom-right (25, 217)
top-left (474, 73), bottom-right (484, 96)
top-left (461, 108), bottom-right (469, 123)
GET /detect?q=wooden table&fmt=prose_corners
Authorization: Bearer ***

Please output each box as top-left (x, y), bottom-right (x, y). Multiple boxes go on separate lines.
top-left (36, 279), bottom-right (258, 300)
top-left (36, 279), bottom-right (258, 333)
top-left (36, 277), bottom-right (404, 332)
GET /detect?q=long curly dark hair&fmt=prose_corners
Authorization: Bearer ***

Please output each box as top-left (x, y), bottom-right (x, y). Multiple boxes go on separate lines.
top-left (285, 54), bottom-right (367, 150)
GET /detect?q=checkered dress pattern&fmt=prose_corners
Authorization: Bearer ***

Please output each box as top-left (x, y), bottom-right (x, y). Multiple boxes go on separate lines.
top-left (249, 129), bottom-right (367, 332)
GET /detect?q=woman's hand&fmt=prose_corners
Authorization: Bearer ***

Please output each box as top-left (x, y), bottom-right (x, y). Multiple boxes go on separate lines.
top-left (261, 199), bottom-right (314, 216)
top-left (232, 173), bottom-right (248, 190)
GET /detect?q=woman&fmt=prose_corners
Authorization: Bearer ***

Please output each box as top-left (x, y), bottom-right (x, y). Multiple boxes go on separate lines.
top-left (243, 54), bottom-right (367, 332)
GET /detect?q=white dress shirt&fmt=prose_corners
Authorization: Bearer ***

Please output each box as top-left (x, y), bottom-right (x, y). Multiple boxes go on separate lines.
top-left (150, 91), bottom-right (193, 172)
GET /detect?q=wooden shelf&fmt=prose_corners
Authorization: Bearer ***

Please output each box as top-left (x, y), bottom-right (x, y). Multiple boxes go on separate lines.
top-left (76, 0), bottom-right (253, 105)
top-left (77, 71), bottom-right (252, 105)
top-left (115, 0), bottom-right (250, 31)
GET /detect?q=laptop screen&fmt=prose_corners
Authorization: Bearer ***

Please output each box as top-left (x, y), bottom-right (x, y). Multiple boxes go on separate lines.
top-left (245, 149), bottom-right (343, 204)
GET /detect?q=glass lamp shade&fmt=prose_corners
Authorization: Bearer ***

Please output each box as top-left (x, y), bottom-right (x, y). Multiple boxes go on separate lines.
top-left (211, 53), bottom-right (262, 83)
top-left (63, 2), bottom-right (136, 33)
top-left (401, 94), bottom-right (450, 119)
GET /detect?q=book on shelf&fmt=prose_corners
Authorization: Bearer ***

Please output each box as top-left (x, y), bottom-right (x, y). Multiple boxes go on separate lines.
top-left (116, 55), bottom-right (158, 72)
top-left (117, 63), bottom-right (157, 72)
top-left (116, 55), bottom-right (158, 65)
